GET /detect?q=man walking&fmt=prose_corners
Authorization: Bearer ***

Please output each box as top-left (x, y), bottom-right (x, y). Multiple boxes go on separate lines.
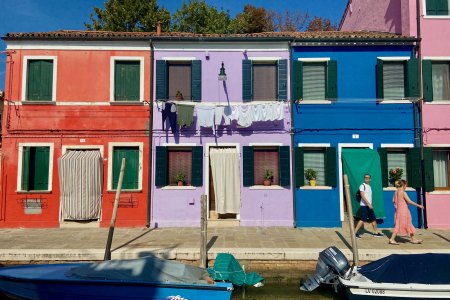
top-left (355, 174), bottom-right (383, 238)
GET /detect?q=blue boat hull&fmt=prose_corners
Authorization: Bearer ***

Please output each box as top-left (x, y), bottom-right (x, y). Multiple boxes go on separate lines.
top-left (0, 263), bottom-right (233, 300)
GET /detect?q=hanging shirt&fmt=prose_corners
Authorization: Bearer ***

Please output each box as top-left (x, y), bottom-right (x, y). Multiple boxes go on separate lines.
top-left (161, 102), bottom-right (177, 133)
top-left (176, 104), bottom-right (194, 127)
top-left (236, 105), bottom-right (253, 127)
top-left (196, 106), bottom-right (215, 128)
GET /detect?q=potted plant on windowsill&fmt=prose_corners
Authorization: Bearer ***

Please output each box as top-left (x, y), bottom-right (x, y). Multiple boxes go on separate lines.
top-left (174, 173), bottom-right (186, 186)
top-left (175, 90), bottom-right (184, 100)
top-left (305, 168), bottom-right (317, 186)
top-left (263, 169), bottom-right (274, 186)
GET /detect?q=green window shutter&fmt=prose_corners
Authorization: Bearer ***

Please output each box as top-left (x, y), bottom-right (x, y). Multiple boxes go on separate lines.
top-left (407, 147), bottom-right (421, 188)
top-left (376, 59), bottom-right (384, 99)
top-left (113, 147), bottom-right (139, 189)
top-left (424, 148), bottom-right (435, 192)
top-left (27, 60), bottom-right (53, 101)
top-left (426, 0), bottom-right (449, 15)
top-left (295, 147), bottom-right (304, 187)
top-left (155, 60), bottom-right (167, 100)
top-left (406, 58), bottom-right (419, 98)
top-left (115, 61), bottom-right (140, 101)
top-left (33, 147), bottom-right (50, 191)
top-left (243, 146), bottom-right (254, 187)
top-left (242, 60), bottom-right (253, 102)
top-left (277, 59), bottom-right (288, 101)
top-left (155, 146), bottom-right (168, 187)
top-left (326, 60), bottom-right (338, 100)
top-left (423, 60), bottom-right (433, 102)
top-left (292, 60), bottom-right (303, 101)
top-left (325, 147), bottom-right (337, 187)
top-left (191, 146), bottom-right (203, 187)
top-left (191, 60), bottom-right (202, 102)
top-left (21, 147), bottom-right (31, 191)
top-left (279, 146), bottom-right (291, 187)
top-left (378, 148), bottom-right (389, 187)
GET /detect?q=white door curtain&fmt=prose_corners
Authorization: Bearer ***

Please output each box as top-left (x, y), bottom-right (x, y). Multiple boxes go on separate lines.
top-left (209, 148), bottom-right (241, 214)
top-left (59, 150), bottom-right (103, 220)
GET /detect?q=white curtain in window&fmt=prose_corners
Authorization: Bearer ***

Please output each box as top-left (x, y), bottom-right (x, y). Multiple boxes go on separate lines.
top-left (384, 62), bottom-right (405, 99)
top-left (387, 152), bottom-right (408, 186)
top-left (210, 148), bottom-right (241, 214)
top-left (433, 151), bottom-right (448, 187)
top-left (304, 150), bottom-right (325, 186)
top-left (303, 63), bottom-right (326, 100)
top-left (432, 63), bottom-right (450, 100)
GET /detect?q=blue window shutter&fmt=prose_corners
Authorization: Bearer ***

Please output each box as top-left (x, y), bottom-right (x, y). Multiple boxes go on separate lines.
top-left (277, 59), bottom-right (287, 101)
top-left (242, 60), bottom-right (252, 102)
top-left (376, 59), bottom-right (384, 99)
top-left (191, 146), bottom-right (203, 187)
top-left (326, 60), bottom-right (338, 100)
top-left (279, 146), bottom-right (290, 187)
top-left (325, 147), bottom-right (337, 187)
top-left (406, 58), bottom-right (419, 98)
top-left (292, 61), bottom-right (303, 101)
top-left (155, 60), bottom-right (167, 100)
top-left (423, 60), bottom-right (433, 102)
top-left (155, 146), bottom-right (168, 187)
top-left (191, 60), bottom-right (202, 102)
top-left (243, 146), bottom-right (254, 186)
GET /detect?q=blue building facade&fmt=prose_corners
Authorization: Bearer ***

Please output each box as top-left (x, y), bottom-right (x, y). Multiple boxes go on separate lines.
top-left (292, 44), bottom-right (422, 228)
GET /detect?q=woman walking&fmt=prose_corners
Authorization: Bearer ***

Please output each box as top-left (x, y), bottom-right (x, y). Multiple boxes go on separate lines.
top-left (389, 180), bottom-right (424, 245)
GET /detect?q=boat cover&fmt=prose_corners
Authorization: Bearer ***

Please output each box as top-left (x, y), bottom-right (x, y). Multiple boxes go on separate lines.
top-left (207, 253), bottom-right (264, 286)
top-left (359, 253), bottom-right (450, 284)
top-left (67, 256), bottom-right (210, 284)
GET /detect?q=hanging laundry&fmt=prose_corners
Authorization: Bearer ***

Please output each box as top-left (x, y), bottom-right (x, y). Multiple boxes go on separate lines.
top-left (222, 106), bottom-right (233, 125)
top-left (197, 106), bottom-right (215, 128)
top-left (177, 104), bottom-right (194, 127)
top-left (161, 102), bottom-right (177, 133)
top-left (214, 106), bottom-right (224, 126)
top-left (273, 102), bottom-right (284, 121)
top-left (236, 105), bottom-right (253, 127)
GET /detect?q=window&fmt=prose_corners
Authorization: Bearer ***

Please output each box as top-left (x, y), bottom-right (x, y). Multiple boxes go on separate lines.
top-left (376, 58), bottom-right (419, 100)
top-left (111, 57), bottom-right (144, 102)
top-left (295, 146), bottom-right (336, 187)
top-left (20, 146), bottom-right (51, 191)
top-left (242, 59), bottom-right (287, 102)
top-left (292, 60), bottom-right (337, 101)
top-left (25, 59), bottom-right (54, 101)
top-left (433, 149), bottom-right (450, 188)
top-left (112, 146), bottom-right (140, 190)
top-left (304, 149), bottom-right (326, 186)
top-left (253, 63), bottom-right (277, 101)
top-left (155, 146), bottom-right (203, 187)
top-left (155, 60), bottom-right (201, 101)
top-left (383, 62), bottom-right (406, 99)
top-left (243, 145), bottom-right (290, 187)
top-left (423, 61), bottom-right (450, 101)
top-left (426, 0), bottom-right (449, 15)
top-left (387, 150), bottom-right (408, 186)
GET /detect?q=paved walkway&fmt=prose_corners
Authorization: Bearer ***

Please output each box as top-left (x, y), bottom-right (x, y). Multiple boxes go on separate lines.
top-left (0, 227), bottom-right (449, 262)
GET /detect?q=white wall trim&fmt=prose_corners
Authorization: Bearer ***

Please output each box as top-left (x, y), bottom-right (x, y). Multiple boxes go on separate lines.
top-left (17, 143), bottom-right (55, 192)
top-left (298, 100), bottom-right (332, 105)
top-left (21, 56), bottom-right (57, 102)
top-left (380, 144), bottom-right (414, 148)
top-left (249, 142), bottom-right (283, 146)
top-left (248, 57), bottom-right (282, 61)
top-left (107, 142), bottom-right (143, 191)
top-left (338, 143), bottom-right (373, 222)
top-left (7, 40), bottom-right (150, 51)
top-left (298, 143), bottom-right (331, 147)
top-left (379, 100), bottom-right (413, 104)
top-left (297, 57), bottom-right (330, 62)
top-left (426, 144), bottom-right (450, 147)
top-left (62, 145), bottom-right (104, 157)
top-left (377, 56), bottom-right (410, 61)
top-left (110, 56), bottom-right (145, 102)
top-left (423, 56), bottom-right (450, 61)
top-left (161, 57), bottom-right (197, 61)
top-left (162, 143), bottom-right (197, 147)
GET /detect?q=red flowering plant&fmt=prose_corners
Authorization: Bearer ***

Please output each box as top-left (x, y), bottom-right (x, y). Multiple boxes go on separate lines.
top-left (389, 167), bottom-right (403, 186)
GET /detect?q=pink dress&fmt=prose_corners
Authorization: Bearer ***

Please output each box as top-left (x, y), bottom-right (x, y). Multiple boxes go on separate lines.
top-left (393, 189), bottom-right (415, 236)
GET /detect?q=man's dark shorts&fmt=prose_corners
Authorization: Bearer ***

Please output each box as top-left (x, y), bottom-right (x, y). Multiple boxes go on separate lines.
top-left (360, 206), bottom-right (376, 222)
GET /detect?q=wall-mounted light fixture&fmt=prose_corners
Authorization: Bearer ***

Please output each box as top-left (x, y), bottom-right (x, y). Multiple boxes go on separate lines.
top-left (218, 61), bottom-right (227, 81)
top-left (205, 51), bottom-right (210, 60)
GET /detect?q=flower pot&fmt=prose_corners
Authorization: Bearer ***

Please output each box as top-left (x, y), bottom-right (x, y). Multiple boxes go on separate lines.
top-left (263, 179), bottom-right (272, 186)
top-left (177, 181), bottom-right (184, 186)
top-left (309, 179), bottom-right (316, 186)
top-left (176, 96), bottom-right (183, 100)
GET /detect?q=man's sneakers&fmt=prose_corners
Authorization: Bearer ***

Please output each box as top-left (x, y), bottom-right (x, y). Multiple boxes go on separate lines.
top-left (373, 232), bottom-right (384, 238)
top-left (355, 234), bottom-right (362, 239)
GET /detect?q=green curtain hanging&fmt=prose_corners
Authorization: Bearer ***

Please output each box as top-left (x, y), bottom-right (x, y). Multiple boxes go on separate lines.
top-left (342, 148), bottom-right (385, 219)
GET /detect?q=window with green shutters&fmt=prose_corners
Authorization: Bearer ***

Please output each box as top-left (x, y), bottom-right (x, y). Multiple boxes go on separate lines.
top-left (292, 60), bottom-right (337, 101)
top-left (432, 148), bottom-right (450, 190)
top-left (112, 146), bottom-right (140, 190)
top-left (426, 0), bottom-right (449, 15)
top-left (376, 59), bottom-right (419, 100)
top-left (387, 150), bottom-right (408, 187)
top-left (114, 61), bottom-right (140, 101)
top-left (422, 60), bottom-right (450, 102)
top-left (26, 60), bottom-right (53, 101)
top-left (21, 146), bottom-right (50, 191)
top-left (295, 146), bottom-right (336, 187)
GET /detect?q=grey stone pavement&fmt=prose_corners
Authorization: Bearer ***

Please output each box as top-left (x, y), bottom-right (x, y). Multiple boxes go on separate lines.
top-left (0, 227), bottom-right (449, 263)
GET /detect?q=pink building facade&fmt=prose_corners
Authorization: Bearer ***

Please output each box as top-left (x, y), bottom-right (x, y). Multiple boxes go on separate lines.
top-left (341, 0), bottom-right (450, 229)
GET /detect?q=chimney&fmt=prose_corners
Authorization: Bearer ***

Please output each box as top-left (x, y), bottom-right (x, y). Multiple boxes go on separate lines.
top-left (156, 21), bottom-right (161, 36)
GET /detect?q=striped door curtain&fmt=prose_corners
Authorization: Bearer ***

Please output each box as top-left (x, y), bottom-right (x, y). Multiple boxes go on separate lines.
top-left (59, 150), bottom-right (103, 220)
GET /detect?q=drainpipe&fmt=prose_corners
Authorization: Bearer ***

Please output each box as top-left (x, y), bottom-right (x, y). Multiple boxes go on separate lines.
top-left (147, 39), bottom-right (155, 228)
top-left (289, 40), bottom-right (296, 227)
top-left (416, 0), bottom-right (427, 229)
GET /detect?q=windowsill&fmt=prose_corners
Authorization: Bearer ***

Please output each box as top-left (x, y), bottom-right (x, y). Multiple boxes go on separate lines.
top-left (160, 186), bottom-right (196, 190)
top-left (110, 101), bottom-right (144, 106)
top-left (17, 190), bottom-right (52, 194)
top-left (299, 186), bottom-right (332, 190)
top-left (383, 187), bottom-right (415, 191)
top-left (378, 100), bottom-right (411, 104)
top-left (424, 15), bottom-right (450, 19)
top-left (107, 189), bottom-right (142, 193)
top-left (297, 100), bottom-right (332, 105)
top-left (424, 101), bottom-right (450, 105)
top-left (249, 185), bottom-right (285, 190)
top-left (22, 101), bottom-right (55, 105)
top-left (428, 190), bottom-right (450, 195)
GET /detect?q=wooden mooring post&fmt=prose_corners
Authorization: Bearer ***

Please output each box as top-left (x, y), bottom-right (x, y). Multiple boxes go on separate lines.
top-left (344, 174), bottom-right (359, 266)
top-left (200, 194), bottom-right (207, 268)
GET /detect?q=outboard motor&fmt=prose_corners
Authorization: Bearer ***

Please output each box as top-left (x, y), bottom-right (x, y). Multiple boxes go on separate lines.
top-left (300, 246), bottom-right (350, 292)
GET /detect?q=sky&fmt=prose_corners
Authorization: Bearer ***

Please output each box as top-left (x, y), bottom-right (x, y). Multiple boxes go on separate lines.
top-left (0, 0), bottom-right (348, 90)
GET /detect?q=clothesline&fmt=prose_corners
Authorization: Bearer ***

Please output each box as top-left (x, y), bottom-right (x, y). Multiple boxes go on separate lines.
top-left (155, 100), bottom-right (291, 107)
